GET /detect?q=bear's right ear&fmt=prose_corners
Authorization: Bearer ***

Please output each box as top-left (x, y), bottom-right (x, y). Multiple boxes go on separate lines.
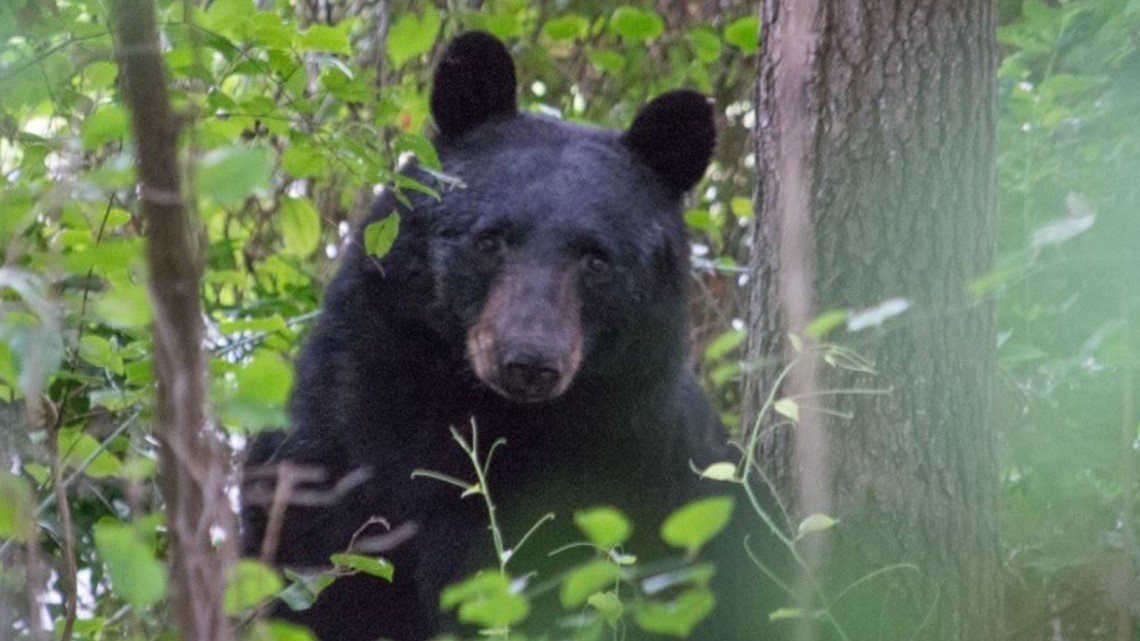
top-left (430, 32), bottom-right (518, 139)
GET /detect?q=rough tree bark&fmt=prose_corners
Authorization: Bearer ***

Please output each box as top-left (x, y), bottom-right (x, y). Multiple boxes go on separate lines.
top-left (743, 1), bottom-right (1003, 640)
top-left (111, 3), bottom-right (234, 640)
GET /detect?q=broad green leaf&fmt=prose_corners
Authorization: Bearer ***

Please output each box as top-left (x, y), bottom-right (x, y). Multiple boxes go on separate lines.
top-left (79, 335), bottom-right (124, 374)
top-left (846, 298), bottom-right (911, 331)
top-left (661, 496), bottom-right (735, 555)
top-left (587, 591), bottom-right (623, 626)
top-left (225, 559), bottom-right (284, 614)
top-left (544, 15), bottom-right (589, 41)
top-left (235, 352), bottom-right (294, 406)
top-left (687, 27), bottom-right (722, 63)
top-left (59, 428), bottom-right (122, 478)
top-left (393, 133), bottom-right (441, 171)
top-left (574, 507), bottom-right (632, 549)
top-left (560, 560), bottom-right (621, 608)
top-left (387, 6), bottom-right (441, 68)
top-left (245, 620), bottom-right (319, 641)
top-left (725, 16), bottom-right (759, 54)
top-left (1029, 214), bottom-right (1095, 250)
top-left (633, 588), bottom-right (715, 637)
top-left (280, 197), bottom-right (321, 257)
top-left (440, 572), bottom-right (529, 628)
top-left (330, 553), bottom-right (394, 581)
top-left (94, 521), bottom-right (167, 608)
top-left (698, 462), bottom-right (738, 482)
top-left (299, 24), bottom-right (351, 55)
top-left (703, 329), bottom-right (746, 361)
top-left (586, 48), bottom-right (625, 74)
top-left (0, 472), bottom-right (35, 542)
top-left (797, 513), bottom-right (840, 536)
top-left (202, 0), bottom-right (254, 38)
top-left (94, 282), bottom-right (152, 330)
top-left (773, 398), bottom-right (799, 421)
top-left (805, 309), bottom-right (848, 339)
top-left (199, 146), bottom-right (272, 207)
top-left (282, 143), bottom-right (328, 178)
top-left (278, 568), bottom-right (338, 611)
top-left (364, 214), bottom-right (401, 259)
top-left (82, 105), bottom-right (129, 149)
top-left (610, 6), bottom-right (664, 40)
top-left (242, 12), bottom-right (293, 49)
top-left (730, 196), bottom-right (752, 218)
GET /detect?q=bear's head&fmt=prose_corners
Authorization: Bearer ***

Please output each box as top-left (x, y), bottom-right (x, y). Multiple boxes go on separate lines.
top-left (393, 32), bottom-right (715, 404)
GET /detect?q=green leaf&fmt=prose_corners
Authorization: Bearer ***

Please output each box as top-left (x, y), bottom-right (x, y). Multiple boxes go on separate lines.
top-left (610, 6), bottom-right (664, 40)
top-left (278, 568), bottom-right (337, 612)
top-left (82, 105), bottom-right (129, 149)
top-left (687, 27), bottom-right (722, 63)
top-left (79, 335), bottom-right (124, 374)
top-left (805, 309), bottom-right (848, 339)
top-left (94, 521), bottom-right (168, 608)
top-left (769, 607), bottom-right (805, 621)
top-left (245, 620), bottom-right (319, 641)
top-left (773, 398), bottom-right (799, 421)
top-left (633, 587), bottom-right (715, 637)
top-left (387, 6), bottom-right (441, 68)
top-left (587, 590), bottom-right (624, 626)
top-left (299, 24), bottom-right (351, 55)
top-left (59, 428), bottom-right (122, 479)
top-left (797, 513), bottom-right (840, 537)
top-left (363, 214), bottom-right (401, 259)
top-left (586, 47), bottom-right (625, 74)
top-left (225, 559), bottom-right (284, 614)
top-left (282, 143), bottom-right (328, 178)
top-left (225, 350), bottom-right (293, 429)
top-left (730, 196), bottom-right (752, 218)
top-left (544, 15), bottom-right (590, 41)
top-left (202, 0), bottom-right (254, 38)
top-left (846, 298), bottom-right (911, 331)
top-left (703, 329), bottom-right (746, 361)
top-left (0, 472), bottom-right (35, 542)
top-left (660, 496), bottom-right (735, 555)
top-left (393, 133), bottom-right (441, 171)
top-left (93, 282), bottom-right (152, 330)
top-left (560, 560), bottom-right (621, 608)
top-left (198, 146), bottom-right (272, 207)
top-left (440, 572), bottom-right (529, 628)
top-left (280, 197), bottom-right (321, 257)
top-left (698, 462), bottom-right (738, 482)
top-left (330, 553), bottom-right (394, 581)
top-left (725, 16), bottom-right (760, 54)
top-left (574, 507), bottom-right (632, 549)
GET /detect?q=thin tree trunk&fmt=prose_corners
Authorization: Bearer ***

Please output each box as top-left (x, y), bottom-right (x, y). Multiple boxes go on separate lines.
top-left (111, 3), bottom-right (234, 640)
top-left (744, 1), bottom-right (1003, 640)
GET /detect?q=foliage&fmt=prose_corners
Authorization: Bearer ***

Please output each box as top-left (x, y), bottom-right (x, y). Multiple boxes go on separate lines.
top-left (993, 1), bottom-right (1140, 638)
top-left (0, 0), bottom-right (755, 639)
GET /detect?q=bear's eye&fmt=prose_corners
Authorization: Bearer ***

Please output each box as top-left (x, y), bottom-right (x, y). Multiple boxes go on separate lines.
top-left (474, 231), bottom-right (504, 255)
top-left (583, 252), bottom-right (611, 273)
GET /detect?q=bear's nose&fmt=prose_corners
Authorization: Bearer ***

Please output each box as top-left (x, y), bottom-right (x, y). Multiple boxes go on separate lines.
top-left (499, 349), bottom-right (561, 401)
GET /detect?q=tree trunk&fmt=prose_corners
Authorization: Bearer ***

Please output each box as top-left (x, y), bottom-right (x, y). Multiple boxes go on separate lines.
top-left (743, 1), bottom-right (1003, 640)
top-left (112, 3), bottom-right (235, 640)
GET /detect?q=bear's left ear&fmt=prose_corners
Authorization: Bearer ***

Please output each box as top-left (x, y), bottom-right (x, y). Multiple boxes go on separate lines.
top-left (621, 90), bottom-right (715, 195)
top-left (431, 31), bottom-right (518, 139)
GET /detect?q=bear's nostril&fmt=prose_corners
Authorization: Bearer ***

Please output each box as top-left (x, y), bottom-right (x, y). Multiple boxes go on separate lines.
top-left (500, 361), bottom-right (561, 400)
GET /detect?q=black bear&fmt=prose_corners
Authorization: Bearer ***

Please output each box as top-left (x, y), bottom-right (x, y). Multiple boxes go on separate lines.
top-left (242, 31), bottom-right (755, 641)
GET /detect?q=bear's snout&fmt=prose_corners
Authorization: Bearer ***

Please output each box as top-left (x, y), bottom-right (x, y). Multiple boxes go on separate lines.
top-left (466, 265), bottom-right (583, 403)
